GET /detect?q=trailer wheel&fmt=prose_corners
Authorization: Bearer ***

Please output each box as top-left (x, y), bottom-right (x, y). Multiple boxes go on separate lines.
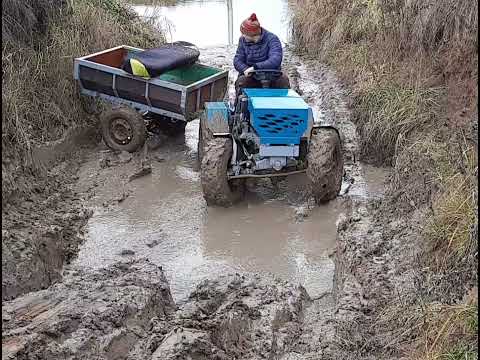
top-left (307, 127), bottom-right (344, 204)
top-left (201, 137), bottom-right (245, 207)
top-left (101, 107), bottom-right (146, 153)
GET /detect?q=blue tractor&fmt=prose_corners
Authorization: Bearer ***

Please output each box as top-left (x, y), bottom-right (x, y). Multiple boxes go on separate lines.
top-left (198, 70), bottom-right (344, 207)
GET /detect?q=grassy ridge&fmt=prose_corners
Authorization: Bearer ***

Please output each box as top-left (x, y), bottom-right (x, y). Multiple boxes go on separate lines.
top-left (291, 0), bottom-right (477, 358)
top-left (2, 0), bottom-right (165, 200)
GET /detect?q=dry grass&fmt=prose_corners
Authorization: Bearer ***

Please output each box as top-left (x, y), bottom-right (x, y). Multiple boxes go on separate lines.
top-left (355, 84), bottom-right (444, 165)
top-left (291, 0), bottom-right (478, 57)
top-left (419, 143), bottom-right (478, 302)
top-left (2, 0), bottom-right (165, 200)
top-left (426, 174), bottom-right (476, 262)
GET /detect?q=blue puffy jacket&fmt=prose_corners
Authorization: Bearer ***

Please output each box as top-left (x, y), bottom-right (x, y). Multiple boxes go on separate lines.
top-left (233, 28), bottom-right (283, 73)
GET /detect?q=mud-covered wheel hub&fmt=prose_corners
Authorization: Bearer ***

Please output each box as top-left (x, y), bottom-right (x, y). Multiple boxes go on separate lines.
top-left (111, 118), bottom-right (133, 145)
top-left (100, 107), bottom-right (146, 153)
top-left (200, 137), bottom-right (245, 207)
top-left (306, 127), bottom-right (344, 203)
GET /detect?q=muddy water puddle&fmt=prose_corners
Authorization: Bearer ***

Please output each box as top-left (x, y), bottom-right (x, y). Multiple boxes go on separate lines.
top-left (76, 119), bottom-right (342, 300)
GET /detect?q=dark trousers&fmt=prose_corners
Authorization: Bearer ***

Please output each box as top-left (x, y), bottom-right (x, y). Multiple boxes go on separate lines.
top-left (234, 74), bottom-right (291, 98)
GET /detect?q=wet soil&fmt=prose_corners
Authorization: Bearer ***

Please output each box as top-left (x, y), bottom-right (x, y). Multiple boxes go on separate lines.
top-left (2, 127), bottom-right (98, 301)
top-left (2, 258), bottom-right (319, 359)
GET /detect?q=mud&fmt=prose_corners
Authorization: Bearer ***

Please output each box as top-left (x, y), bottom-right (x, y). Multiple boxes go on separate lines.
top-left (2, 126), bottom-right (99, 301)
top-left (200, 137), bottom-right (244, 206)
top-left (307, 128), bottom-right (344, 203)
top-left (2, 259), bottom-right (175, 360)
top-left (2, 259), bottom-right (317, 360)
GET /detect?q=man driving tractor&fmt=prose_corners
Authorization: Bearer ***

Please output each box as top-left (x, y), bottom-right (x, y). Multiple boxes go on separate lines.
top-left (197, 13), bottom-right (343, 207)
top-left (233, 13), bottom-right (290, 97)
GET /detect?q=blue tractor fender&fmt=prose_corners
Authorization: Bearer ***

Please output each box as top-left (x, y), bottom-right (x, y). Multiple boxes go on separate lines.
top-left (203, 102), bottom-right (230, 136)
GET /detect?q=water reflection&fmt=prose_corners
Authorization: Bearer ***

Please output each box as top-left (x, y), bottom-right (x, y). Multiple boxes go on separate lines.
top-left (132, 0), bottom-right (291, 47)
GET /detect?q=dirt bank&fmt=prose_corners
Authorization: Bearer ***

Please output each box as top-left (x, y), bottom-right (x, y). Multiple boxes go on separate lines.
top-left (2, 0), bottom-right (164, 300)
top-left (291, 0), bottom-right (478, 357)
top-left (2, 127), bottom-right (99, 301)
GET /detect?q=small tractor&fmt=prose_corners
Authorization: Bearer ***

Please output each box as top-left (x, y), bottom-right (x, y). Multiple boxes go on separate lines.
top-left (198, 69), bottom-right (344, 207)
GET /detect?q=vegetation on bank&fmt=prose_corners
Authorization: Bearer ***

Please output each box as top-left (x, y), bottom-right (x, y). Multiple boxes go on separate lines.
top-left (2, 0), bottom-right (165, 200)
top-left (292, 0), bottom-right (477, 358)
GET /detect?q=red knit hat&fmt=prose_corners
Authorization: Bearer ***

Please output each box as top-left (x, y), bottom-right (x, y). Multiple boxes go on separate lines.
top-left (240, 13), bottom-right (261, 36)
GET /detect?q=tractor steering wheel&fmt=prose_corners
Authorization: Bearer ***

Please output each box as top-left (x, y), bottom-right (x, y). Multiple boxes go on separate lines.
top-left (251, 69), bottom-right (283, 88)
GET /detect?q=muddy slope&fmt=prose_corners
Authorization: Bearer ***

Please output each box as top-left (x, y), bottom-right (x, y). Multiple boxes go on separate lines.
top-left (2, 259), bottom-right (175, 360)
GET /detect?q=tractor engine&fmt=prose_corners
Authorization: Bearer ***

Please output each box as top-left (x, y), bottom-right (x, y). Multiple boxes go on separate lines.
top-left (230, 89), bottom-right (312, 176)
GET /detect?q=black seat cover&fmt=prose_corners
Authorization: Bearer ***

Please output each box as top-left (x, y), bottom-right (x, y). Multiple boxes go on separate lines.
top-left (122, 42), bottom-right (200, 77)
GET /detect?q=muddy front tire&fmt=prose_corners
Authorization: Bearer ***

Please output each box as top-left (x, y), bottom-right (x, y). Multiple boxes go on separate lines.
top-left (101, 107), bottom-right (146, 153)
top-left (307, 128), bottom-right (344, 203)
top-left (197, 113), bottom-right (212, 164)
top-left (200, 137), bottom-right (245, 207)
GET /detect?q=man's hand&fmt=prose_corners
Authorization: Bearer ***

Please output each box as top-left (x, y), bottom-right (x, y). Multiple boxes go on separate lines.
top-left (244, 66), bottom-right (255, 77)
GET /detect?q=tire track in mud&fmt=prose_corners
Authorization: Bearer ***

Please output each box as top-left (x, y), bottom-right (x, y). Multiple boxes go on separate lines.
top-left (281, 48), bottom-right (393, 357)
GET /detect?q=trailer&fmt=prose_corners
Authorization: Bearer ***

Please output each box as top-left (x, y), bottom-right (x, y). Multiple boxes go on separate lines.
top-left (74, 45), bottom-right (229, 152)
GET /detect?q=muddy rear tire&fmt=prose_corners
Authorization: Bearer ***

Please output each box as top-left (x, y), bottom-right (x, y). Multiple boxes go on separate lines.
top-left (101, 107), bottom-right (146, 153)
top-left (307, 128), bottom-right (343, 203)
top-left (201, 137), bottom-right (245, 207)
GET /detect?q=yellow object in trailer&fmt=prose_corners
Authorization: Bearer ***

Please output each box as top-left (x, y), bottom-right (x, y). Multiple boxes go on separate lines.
top-left (129, 58), bottom-right (150, 78)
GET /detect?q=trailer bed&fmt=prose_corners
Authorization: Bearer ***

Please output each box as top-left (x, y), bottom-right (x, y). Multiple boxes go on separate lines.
top-left (74, 45), bottom-right (229, 121)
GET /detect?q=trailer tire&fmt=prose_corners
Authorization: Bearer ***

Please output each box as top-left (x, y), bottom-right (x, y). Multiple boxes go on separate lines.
top-left (201, 137), bottom-right (245, 207)
top-left (101, 107), bottom-right (146, 153)
top-left (307, 127), bottom-right (343, 204)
